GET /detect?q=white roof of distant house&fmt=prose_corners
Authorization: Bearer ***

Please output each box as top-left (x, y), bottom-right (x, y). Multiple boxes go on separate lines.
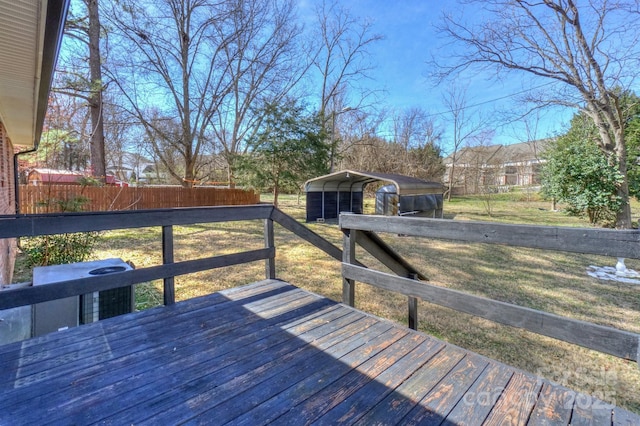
top-left (443, 139), bottom-right (551, 166)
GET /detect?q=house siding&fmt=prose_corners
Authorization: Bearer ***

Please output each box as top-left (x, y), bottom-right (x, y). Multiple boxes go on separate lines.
top-left (444, 140), bottom-right (549, 195)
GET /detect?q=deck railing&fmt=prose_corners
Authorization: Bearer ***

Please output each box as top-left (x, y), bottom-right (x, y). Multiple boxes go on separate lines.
top-left (0, 205), bottom-right (343, 311)
top-left (2, 206), bottom-right (638, 366)
top-left (340, 213), bottom-right (640, 365)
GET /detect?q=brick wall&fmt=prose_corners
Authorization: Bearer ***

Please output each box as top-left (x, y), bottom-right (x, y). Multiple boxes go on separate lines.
top-left (0, 124), bottom-right (16, 284)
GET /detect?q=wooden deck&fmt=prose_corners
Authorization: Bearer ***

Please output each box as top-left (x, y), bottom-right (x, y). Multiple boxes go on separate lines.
top-left (0, 280), bottom-right (637, 425)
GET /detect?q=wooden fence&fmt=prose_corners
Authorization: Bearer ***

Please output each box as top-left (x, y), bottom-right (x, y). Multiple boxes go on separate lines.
top-left (18, 185), bottom-right (260, 214)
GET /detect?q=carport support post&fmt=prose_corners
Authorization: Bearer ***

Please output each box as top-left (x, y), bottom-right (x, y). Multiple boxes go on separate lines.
top-left (342, 227), bottom-right (356, 306)
top-left (408, 273), bottom-right (418, 330)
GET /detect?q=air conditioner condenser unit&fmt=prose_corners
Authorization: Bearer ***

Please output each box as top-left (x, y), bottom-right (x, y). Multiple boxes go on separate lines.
top-left (32, 258), bottom-right (134, 336)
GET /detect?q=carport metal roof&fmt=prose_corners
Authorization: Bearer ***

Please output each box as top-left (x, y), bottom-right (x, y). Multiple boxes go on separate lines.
top-left (304, 170), bottom-right (443, 196)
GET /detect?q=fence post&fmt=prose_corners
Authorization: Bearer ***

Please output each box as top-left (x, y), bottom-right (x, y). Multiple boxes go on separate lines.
top-left (342, 227), bottom-right (356, 307)
top-left (408, 273), bottom-right (418, 330)
top-left (264, 218), bottom-right (276, 279)
top-left (162, 225), bottom-right (175, 305)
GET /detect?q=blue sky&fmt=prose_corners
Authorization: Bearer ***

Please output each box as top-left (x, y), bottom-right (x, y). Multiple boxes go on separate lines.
top-left (308, 0), bottom-right (575, 153)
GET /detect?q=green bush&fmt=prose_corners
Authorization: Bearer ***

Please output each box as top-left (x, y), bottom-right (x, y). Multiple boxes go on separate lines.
top-left (541, 114), bottom-right (623, 227)
top-left (22, 194), bottom-right (100, 267)
top-left (22, 232), bottom-right (100, 267)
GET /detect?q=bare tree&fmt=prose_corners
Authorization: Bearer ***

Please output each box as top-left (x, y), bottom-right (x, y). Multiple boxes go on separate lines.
top-left (518, 112), bottom-right (548, 201)
top-left (436, 0), bottom-right (640, 228)
top-left (392, 108), bottom-right (433, 150)
top-left (103, 95), bottom-right (138, 181)
top-left (465, 130), bottom-right (500, 215)
top-left (210, 0), bottom-right (304, 187)
top-left (340, 135), bottom-right (404, 175)
top-left (309, 0), bottom-right (383, 170)
top-left (391, 107), bottom-right (444, 180)
top-left (86, 0), bottom-right (106, 182)
top-left (105, 0), bottom-right (236, 187)
top-left (442, 86), bottom-right (489, 200)
top-left (26, 91), bottom-right (91, 171)
top-left (107, 0), bottom-right (303, 187)
top-left (334, 108), bottom-right (385, 169)
top-left (311, 1), bottom-right (383, 116)
top-left (52, 0), bottom-right (106, 181)
top-left (338, 108), bottom-right (444, 181)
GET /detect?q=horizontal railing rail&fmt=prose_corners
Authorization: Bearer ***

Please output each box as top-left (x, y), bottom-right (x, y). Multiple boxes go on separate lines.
top-left (340, 213), bottom-right (640, 364)
top-left (0, 249), bottom-right (274, 310)
top-left (0, 204), bottom-right (274, 237)
top-left (340, 214), bottom-right (640, 258)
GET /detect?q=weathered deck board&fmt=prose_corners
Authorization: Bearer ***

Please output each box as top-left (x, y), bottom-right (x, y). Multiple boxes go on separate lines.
top-left (444, 362), bottom-right (514, 425)
top-left (0, 279), bottom-right (637, 425)
top-left (9, 284), bottom-right (340, 424)
top-left (310, 338), bottom-right (446, 425)
top-left (527, 383), bottom-right (574, 425)
top-left (483, 372), bottom-right (543, 425)
top-left (352, 345), bottom-right (467, 425)
top-left (122, 312), bottom-right (382, 424)
top-left (226, 321), bottom-right (404, 426)
top-left (401, 354), bottom-right (490, 424)
top-left (1, 282), bottom-right (307, 389)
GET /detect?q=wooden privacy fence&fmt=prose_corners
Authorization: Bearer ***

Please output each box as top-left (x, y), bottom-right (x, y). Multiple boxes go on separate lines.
top-left (19, 185), bottom-right (260, 213)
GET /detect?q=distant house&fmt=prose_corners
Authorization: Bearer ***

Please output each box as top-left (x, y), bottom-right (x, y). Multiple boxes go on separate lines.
top-left (27, 168), bottom-right (128, 186)
top-left (495, 140), bottom-right (549, 186)
top-left (443, 139), bottom-right (550, 195)
top-left (106, 152), bottom-right (171, 184)
top-left (28, 168), bottom-right (84, 185)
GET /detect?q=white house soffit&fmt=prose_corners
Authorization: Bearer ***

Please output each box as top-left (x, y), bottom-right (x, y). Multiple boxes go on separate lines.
top-left (0, 0), bottom-right (46, 148)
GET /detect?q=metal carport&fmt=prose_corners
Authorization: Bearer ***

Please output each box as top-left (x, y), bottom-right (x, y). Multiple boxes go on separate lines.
top-left (304, 170), bottom-right (443, 222)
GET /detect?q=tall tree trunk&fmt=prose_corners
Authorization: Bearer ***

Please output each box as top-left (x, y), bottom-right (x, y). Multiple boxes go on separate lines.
top-left (226, 155), bottom-right (236, 189)
top-left (88, 0), bottom-right (106, 183)
top-left (614, 133), bottom-right (632, 229)
top-left (273, 185), bottom-right (279, 208)
top-left (447, 161), bottom-right (456, 201)
top-left (587, 103), bottom-right (632, 229)
top-left (183, 151), bottom-right (195, 188)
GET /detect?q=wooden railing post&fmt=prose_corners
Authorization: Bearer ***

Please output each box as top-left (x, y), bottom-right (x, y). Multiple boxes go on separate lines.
top-left (342, 227), bottom-right (356, 306)
top-left (162, 225), bottom-right (175, 305)
top-left (264, 218), bottom-right (276, 279)
top-left (408, 273), bottom-right (418, 330)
